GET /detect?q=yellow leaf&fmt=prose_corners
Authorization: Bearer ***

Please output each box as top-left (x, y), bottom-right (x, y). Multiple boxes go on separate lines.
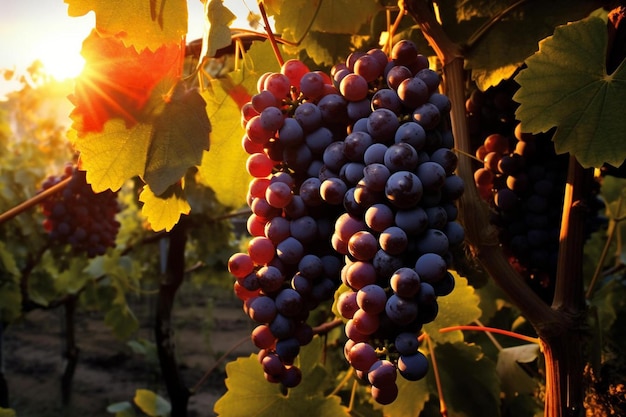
top-left (139, 183), bottom-right (190, 232)
top-left (65, 0), bottom-right (188, 51)
top-left (70, 119), bottom-right (151, 193)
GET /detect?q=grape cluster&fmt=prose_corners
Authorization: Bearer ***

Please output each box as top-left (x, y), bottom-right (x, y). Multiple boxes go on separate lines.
top-left (474, 122), bottom-right (606, 301)
top-left (228, 40), bottom-right (464, 402)
top-left (40, 164), bottom-right (121, 258)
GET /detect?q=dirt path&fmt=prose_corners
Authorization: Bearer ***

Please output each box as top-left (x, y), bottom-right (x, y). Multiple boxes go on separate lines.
top-left (2, 288), bottom-right (255, 417)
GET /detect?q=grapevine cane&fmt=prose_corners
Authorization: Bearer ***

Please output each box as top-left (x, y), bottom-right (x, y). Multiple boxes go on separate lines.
top-left (0, 176), bottom-right (70, 225)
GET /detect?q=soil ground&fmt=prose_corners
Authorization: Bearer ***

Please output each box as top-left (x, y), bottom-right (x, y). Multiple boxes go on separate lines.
top-left (2, 285), bottom-right (255, 417)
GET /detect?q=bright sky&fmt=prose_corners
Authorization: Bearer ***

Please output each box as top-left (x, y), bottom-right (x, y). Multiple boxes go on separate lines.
top-left (0, 0), bottom-right (258, 98)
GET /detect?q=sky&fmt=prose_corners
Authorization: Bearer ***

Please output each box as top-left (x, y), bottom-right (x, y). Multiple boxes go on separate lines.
top-left (0, 0), bottom-right (258, 98)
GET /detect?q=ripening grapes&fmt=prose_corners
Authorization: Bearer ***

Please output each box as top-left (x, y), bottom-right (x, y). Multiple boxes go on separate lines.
top-left (228, 39), bottom-right (465, 403)
top-left (39, 164), bottom-right (121, 258)
top-left (468, 82), bottom-right (605, 302)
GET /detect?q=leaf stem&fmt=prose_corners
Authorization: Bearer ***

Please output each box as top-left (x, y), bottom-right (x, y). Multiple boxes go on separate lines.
top-left (465, 0), bottom-right (531, 50)
top-left (327, 368), bottom-right (354, 398)
top-left (190, 334), bottom-right (252, 394)
top-left (0, 176), bottom-right (70, 225)
top-left (258, 1), bottom-right (284, 66)
top-left (425, 334), bottom-right (448, 417)
top-left (586, 195), bottom-right (622, 300)
top-left (439, 325), bottom-right (540, 344)
top-left (474, 319), bottom-right (504, 351)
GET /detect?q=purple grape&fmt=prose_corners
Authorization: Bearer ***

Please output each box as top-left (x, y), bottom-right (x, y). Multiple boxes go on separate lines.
top-left (395, 332), bottom-right (419, 355)
top-left (414, 253), bottom-right (447, 284)
top-left (384, 143), bottom-right (419, 172)
top-left (385, 294), bottom-right (418, 325)
top-left (390, 267), bottom-right (421, 298)
top-left (385, 171), bottom-right (423, 209)
top-left (356, 284), bottom-right (387, 314)
top-left (367, 108), bottom-right (400, 143)
top-left (398, 352), bottom-right (429, 381)
top-left (394, 121), bottom-right (426, 150)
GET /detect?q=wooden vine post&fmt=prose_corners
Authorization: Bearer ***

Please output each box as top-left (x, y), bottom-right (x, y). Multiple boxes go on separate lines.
top-left (405, 1), bottom-right (590, 416)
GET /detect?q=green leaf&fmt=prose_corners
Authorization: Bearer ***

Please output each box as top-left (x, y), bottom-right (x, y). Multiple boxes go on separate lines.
top-left (139, 183), bottom-right (190, 232)
top-left (71, 119), bottom-right (151, 193)
top-left (437, 0), bottom-right (604, 89)
top-left (429, 342), bottom-right (500, 417)
top-left (214, 337), bottom-right (349, 417)
top-left (496, 344), bottom-right (540, 397)
top-left (0, 241), bottom-right (19, 276)
top-left (144, 83), bottom-right (211, 195)
top-left (514, 15), bottom-right (626, 168)
top-left (105, 303), bottom-right (139, 340)
top-left (423, 272), bottom-right (482, 343)
top-left (53, 256), bottom-right (90, 294)
top-left (66, 0), bottom-right (188, 51)
top-left (201, 0), bottom-right (237, 59)
top-left (134, 389), bottom-right (171, 417)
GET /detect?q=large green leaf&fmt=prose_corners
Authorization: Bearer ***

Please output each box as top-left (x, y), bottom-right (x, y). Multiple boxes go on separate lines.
top-left (65, 0), bottom-right (188, 51)
top-left (423, 272), bottom-right (482, 343)
top-left (214, 336), bottom-right (349, 417)
top-left (514, 15), bottom-right (626, 168)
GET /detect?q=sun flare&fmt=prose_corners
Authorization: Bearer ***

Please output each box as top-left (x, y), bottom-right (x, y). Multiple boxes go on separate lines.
top-left (34, 33), bottom-right (87, 81)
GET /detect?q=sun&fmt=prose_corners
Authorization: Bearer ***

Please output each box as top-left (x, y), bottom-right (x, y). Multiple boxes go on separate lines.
top-left (34, 32), bottom-right (88, 81)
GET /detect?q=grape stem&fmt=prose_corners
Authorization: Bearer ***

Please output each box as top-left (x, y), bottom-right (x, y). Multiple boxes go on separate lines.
top-left (0, 176), bottom-right (70, 225)
top-left (438, 325), bottom-right (540, 344)
top-left (258, 1), bottom-right (284, 66)
top-left (312, 318), bottom-right (343, 335)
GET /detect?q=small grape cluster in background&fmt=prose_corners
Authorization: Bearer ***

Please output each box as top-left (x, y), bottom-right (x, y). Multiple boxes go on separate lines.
top-left (40, 164), bottom-right (121, 258)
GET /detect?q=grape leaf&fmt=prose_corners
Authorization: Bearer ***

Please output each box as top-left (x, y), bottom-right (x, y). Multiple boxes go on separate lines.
top-left (70, 30), bottom-right (183, 135)
top-left (71, 119), bottom-right (151, 193)
top-left (139, 183), bottom-right (191, 232)
top-left (214, 337), bottom-right (349, 417)
top-left (197, 77), bottom-right (250, 209)
top-left (134, 389), bottom-right (171, 417)
top-left (201, 0), bottom-right (237, 60)
top-left (423, 272), bottom-right (482, 343)
top-left (428, 342), bottom-right (500, 417)
top-left (144, 83), bottom-right (211, 195)
top-left (436, 0), bottom-right (604, 90)
top-left (65, 0), bottom-right (188, 51)
top-left (104, 303), bottom-right (139, 340)
top-left (496, 344), bottom-right (540, 398)
top-left (0, 409), bottom-right (16, 417)
top-left (514, 15), bottom-right (626, 168)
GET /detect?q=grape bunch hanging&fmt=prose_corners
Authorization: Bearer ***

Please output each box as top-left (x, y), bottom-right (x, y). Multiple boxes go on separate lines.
top-left (228, 39), bottom-right (465, 404)
top-left (40, 164), bottom-right (121, 258)
top-left (469, 83), bottom-right (604, 302)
